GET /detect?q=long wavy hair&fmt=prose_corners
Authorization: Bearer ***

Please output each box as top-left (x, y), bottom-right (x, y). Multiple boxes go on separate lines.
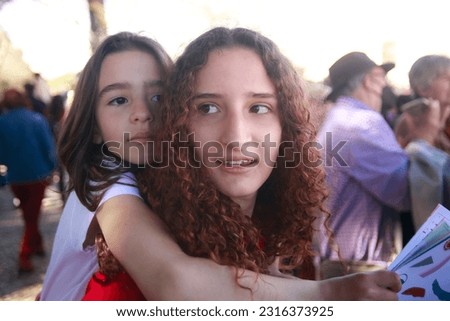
top-left (138, 27), bottom-right (329, 276)
top-left (58, 32), bottom-right (173, 211)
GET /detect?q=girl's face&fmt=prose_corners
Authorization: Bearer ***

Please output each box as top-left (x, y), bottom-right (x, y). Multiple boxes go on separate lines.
top-left (96, 50), bottom-right (162, 165)
top-left (189, 47), bottom-right (282, 215)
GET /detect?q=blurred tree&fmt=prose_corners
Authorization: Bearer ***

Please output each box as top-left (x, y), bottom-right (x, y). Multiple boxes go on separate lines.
top-left (0, 29), bottom-right (33, 93)
top-left (87, 0), bottom-right (107, 52)
top-left (0, 0), bottom-right (13, 10)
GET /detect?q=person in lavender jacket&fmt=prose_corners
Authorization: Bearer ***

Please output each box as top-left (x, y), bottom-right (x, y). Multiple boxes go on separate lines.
top-left (316, 52), bottom-right (411, 279)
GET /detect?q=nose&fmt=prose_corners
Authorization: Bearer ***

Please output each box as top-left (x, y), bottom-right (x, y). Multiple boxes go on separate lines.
top-left (218, 111), bottom-right (252, 150)
top-left (130, 99), bottom-right (152, 123)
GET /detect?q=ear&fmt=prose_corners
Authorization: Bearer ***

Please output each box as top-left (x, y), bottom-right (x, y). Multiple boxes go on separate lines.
top-left (362, 73), bottom-right (377, 92)
top-left (416, 86), bottom-right (429, 98)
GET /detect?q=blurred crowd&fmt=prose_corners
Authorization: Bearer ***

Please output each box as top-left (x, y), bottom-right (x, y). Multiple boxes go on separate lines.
top-left (0, 73), bottom-right (67, 273)
top-left (311, 53), bottom-right (450, 279)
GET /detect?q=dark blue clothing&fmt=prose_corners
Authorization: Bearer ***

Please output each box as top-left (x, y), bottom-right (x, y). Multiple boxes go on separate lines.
top-left (29, 96), bottom-right (47, 115)
top-left (443, 159), bottom-right (450, 210)
top-left (0, 107), bottom-right (56, 184)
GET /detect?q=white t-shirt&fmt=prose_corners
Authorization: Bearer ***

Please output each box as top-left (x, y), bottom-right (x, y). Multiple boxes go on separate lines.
top-left (40, 173), bottom-right (142, 300)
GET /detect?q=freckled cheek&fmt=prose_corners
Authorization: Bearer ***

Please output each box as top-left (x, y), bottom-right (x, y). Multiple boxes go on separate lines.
top-left (190, 129), bottom-right (220, 164)
top-left (192, 129), bottom-right (217, 151)
top-left (261, 129), bottom-right (282, 166)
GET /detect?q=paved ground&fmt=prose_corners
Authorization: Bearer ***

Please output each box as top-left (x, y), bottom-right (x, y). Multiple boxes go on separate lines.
top-left (0, 182), bottom-right (63, 301)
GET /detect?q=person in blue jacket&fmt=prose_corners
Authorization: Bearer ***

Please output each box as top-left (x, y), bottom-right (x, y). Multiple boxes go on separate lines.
top-left (0, 88), bottom-right (56, 273)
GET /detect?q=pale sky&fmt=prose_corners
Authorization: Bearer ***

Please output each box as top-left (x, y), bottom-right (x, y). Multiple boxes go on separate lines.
top-left (1, 0), bottom-right (450, 89)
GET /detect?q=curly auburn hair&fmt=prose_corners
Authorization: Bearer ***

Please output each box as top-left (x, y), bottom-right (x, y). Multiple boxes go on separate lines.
top-left (137, 27), bottom-right (330, 276)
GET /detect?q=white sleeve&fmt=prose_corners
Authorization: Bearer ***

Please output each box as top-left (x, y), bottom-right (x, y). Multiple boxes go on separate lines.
top-left (99, 172), bottom-right (142, 208)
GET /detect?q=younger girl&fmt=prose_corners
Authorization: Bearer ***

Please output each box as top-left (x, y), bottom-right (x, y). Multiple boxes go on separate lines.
top-left (90, 27), bottom-right (402, 300)
top-left (40, 32), bottom-right (172, 300)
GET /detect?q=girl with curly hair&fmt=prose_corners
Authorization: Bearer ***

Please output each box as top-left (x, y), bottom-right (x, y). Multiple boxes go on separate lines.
top-left (145, 27), bottom-right (326, 276)
top-left (86, 27), bottom-right (401, 300)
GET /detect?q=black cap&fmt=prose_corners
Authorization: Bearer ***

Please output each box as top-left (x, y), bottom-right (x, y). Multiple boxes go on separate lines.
top-left (326, 52), bottom-right (395, 102)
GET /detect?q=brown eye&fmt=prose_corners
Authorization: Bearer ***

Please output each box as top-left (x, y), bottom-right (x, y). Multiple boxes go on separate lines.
top-left (250, 104), bottom-right (270, 114)
top-left (150, 94), bottom-right (161, 102)
top-left (198, 103), bottom-right (219, 114)
top-left (109, 96), bottom-right (128, 106)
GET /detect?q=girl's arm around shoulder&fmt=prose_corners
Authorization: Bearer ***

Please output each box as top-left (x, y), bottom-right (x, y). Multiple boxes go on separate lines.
top-left (95, 195), bottom-right (401, 300)
top-left (95, 195), bottom-right (258, 300)
top-left (95, 194), bottom-right (320, 300)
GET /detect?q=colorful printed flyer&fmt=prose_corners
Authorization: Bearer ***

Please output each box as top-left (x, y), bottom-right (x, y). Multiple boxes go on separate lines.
top-left (389, 204), bottom-right (450, 300)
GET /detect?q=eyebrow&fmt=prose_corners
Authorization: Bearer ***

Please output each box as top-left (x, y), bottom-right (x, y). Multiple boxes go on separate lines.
top-left (192, 92), bottom-right (277, 100)
top-left (98, 80), bottom-right (163, 98)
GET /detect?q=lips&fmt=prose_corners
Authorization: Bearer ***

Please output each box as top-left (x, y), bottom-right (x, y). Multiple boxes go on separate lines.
top-left (216, 158), bottom-right (258, 167)
top-left (129, 132), bottom-right (151, 142)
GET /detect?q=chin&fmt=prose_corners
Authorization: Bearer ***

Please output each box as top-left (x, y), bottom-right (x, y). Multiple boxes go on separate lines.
top-left (216, 183), bottom-right (260, 202)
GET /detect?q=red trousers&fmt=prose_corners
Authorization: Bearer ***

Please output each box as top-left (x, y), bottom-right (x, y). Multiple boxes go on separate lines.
top-left (11, 180), bottom-right (48, 259)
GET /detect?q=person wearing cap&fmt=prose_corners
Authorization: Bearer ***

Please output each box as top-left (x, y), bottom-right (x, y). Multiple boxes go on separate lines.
top-left (316, 52), bottom-right (411, 279)
top-left (408, 55), bottom-right (450, 156)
